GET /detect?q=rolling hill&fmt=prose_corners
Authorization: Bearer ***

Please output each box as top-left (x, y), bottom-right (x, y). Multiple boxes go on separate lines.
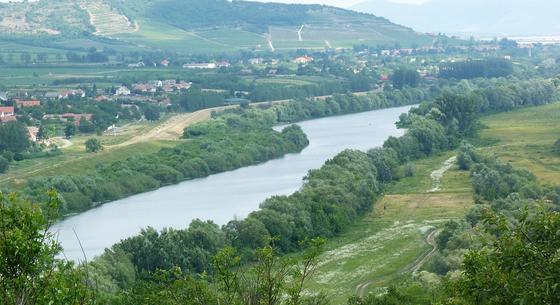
top-left (0, 0), bottom-right (431, 53)
top-left (352, 0), bottom-right (560, 37)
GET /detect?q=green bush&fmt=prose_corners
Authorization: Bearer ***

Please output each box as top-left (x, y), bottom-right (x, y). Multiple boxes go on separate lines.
top-left (85, 138), bottom-right (103, 153)
top-left (0, 156), bottom-right (9, 173)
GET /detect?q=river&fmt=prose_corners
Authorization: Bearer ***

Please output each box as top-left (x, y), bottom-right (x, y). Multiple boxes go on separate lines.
top-left (53, 105), bottom-right (412, 262)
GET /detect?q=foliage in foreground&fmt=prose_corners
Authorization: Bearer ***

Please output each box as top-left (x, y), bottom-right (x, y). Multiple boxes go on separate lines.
top-left (0, 191), bottom-right (92, 305)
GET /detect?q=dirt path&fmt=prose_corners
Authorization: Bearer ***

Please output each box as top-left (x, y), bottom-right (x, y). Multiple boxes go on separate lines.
top-left (355, 229), bottom-right (440, 298)
top-left (53, 137), bottom-right (73, 149)
top-left (355, 156), bottom-right (454, 297)
top-left (428, 156), bottom-right (457, 193)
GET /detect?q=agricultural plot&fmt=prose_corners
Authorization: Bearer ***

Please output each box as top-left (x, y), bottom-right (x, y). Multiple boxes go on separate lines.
top-left (195, 28), bottom-right (266, 49)
top-left (83, 2), bottom-right (137, 36)
top-left (479, 102), bottom-right (560, 184)
top-left (115, 20), bottom-right (234, 53)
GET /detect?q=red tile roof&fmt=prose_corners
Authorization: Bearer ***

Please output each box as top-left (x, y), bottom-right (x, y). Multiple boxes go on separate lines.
top-left (0, 106), bottom-right (14, 114)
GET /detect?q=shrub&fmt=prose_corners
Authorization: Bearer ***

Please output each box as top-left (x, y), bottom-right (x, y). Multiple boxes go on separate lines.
top-left (403, 162), bottom-right (416, 177)
top-left (85, 138), bottom-right (103, 153)
top-left (0, 156), bottom-right (8, 173)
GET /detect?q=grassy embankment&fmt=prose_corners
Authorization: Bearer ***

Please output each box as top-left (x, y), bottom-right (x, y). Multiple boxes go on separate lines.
top-left (309, 102), bottom-right (560, 304)
top-left (308, 152), bottom-right (472, 304)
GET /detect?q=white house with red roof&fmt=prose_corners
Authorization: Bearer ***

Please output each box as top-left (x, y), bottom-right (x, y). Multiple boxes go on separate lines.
top-left (0, 106), bottom-right (15, 123)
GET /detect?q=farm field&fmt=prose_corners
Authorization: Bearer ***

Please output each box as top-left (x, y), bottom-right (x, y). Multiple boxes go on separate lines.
top-left (478, 102), bottom-right (560, 184)
top-left (309, 152), bottom-right (473, 304)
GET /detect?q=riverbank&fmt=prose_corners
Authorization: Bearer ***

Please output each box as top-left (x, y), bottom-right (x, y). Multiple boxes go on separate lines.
top-left (53, 105), bottom-right (412, 261)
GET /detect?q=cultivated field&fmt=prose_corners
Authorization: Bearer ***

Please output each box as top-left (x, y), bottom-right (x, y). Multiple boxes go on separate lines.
top-left (83, 2), bottom-right (137, 36)
top-left (478, 102), bottom-right (560, 183)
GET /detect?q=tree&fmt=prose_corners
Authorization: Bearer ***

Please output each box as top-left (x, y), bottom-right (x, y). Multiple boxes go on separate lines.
top-left (79, 118), bottom-right (95, 133)
top-left (554, 138), bottom-right (560, 155)
top-left (20, 52), bottom-right (31, 64)
top-left (64, 123), bottom-right (77, 139)
top-left (213, 238), bottom-right (326, 305)
top-left (457, 141), bottom-right (477, 170)
top-left (37, 124), bottom-right (56, 140)
top-left (392, 67), bottom-right (420, 89)
top-left (36, 52), bottom-right (48, 63)
top-left (446, 209), bottom-right (560, 305)
top-left (144, 105), bottom-right (161, 121)
top-left (0, 191), bottom-right (92, 304)
top-left (0, 121), bottom-right (30, 153)
top-left (0, 156), bottom-right (8, 173)
top-left (85, 138), bottom-right (103, 153)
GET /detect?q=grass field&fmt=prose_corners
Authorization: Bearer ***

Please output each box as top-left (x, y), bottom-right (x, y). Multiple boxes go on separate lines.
top-left (309, 102), bottom-right (560, 303)
top-left (0, 116), bottom-right (178, 190)
top-left (308, 152), bottom-right (473, 304)
top-left (478, 102), bottom-right (560, 184)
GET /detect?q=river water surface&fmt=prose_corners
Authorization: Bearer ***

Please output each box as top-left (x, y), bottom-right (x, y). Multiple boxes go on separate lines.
top-left (53, 105), bottom-right (412, 261)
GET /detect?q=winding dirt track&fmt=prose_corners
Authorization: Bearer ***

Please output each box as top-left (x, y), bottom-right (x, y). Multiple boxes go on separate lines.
top-left (108, 106), bottom-right (235, 148)
top-left (355, 229), bottom-right (441, 298)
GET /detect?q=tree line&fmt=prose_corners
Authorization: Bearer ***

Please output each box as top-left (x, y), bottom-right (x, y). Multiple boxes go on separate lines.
top-left (439, 58), bottom-right (514, 80)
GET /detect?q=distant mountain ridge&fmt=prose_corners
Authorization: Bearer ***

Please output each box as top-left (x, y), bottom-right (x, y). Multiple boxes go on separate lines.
top-left (352, 0), bottom-right (560, 37)
top-left (0, 0), bottom-right (431, 52)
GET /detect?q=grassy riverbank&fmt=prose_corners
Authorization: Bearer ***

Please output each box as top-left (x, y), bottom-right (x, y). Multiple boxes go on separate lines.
top-left (309, 101), bottom-right (560, 303)
top-left (308, 152), bottom-right (473, 304)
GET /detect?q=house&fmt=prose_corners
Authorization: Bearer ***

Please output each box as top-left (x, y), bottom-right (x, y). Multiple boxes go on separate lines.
top-left (174, 81), bottom-right (192, 91)
top-left (115, 86), bottom-right (131, 96)
top-left (379, 74), bottom-right (390, 82)
top-left (0, 106), bottom-right (15, 123)
top-left (95, 95), bottom-right (110, 102)
top-left (217, 61), bottom-right (231, 68)
top-left (0, 92), bottom-right (7, 102)
top-left (128, 62), bottom-right (145, 68)
top-left (133, 83), bottom-right (157, 93)
top-left (15, 99), bottom-right (41, 108)
top-left (294, 56), bottom-right (314, 64)
top-left (380, 50), bottom-right (391, 56)
top-left (160, 59), bottom-right (170, 67)
top-left (27, 127), bottom-right (39, 142)
top-left (59, 89), bottom-right (86, 99)
top-left (44, 92), bottom-right (59, 99)
top-left (248, 58), bottom-right (264, 65)
top-left (182, 63), bottom-right (217, 69)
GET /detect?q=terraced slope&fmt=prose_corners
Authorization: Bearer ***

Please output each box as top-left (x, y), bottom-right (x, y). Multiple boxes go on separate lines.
top-left (0, 0), bottom-right (431, 53)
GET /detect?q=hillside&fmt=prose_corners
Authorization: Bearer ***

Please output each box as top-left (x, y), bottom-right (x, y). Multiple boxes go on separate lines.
top-left (0, 0), bottom-right (431, 53)
top-left (352, 0), bottom-right (560, 37)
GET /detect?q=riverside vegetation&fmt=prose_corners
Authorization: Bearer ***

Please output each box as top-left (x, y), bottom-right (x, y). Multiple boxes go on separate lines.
top-left (19, 85), bottom-right (432, 215)
top-left (1, 73), bottom-right (559, 304)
